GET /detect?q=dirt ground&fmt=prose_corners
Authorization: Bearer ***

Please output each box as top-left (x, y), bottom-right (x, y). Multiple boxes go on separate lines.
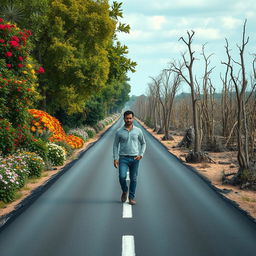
top-left (0, 121), bottom-right (115, 218)
top-left (138, 120), bottom-right (256, 220)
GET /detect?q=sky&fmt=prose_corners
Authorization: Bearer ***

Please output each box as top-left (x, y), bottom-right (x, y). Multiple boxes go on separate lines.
top-left (114, 0), bottom-right (256, 96)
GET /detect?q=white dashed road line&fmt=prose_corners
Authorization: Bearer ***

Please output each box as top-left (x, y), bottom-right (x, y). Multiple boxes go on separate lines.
top-left (122, 235), bottom-right (136, 256)
top-left (122, 199), bottom-right (132, 218)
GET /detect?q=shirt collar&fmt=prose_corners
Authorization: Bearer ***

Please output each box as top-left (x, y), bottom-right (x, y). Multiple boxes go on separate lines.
top-left (123, 124), bottom-right (133, 131)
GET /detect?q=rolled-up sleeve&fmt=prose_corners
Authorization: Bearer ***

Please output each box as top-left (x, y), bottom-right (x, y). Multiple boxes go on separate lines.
top-left (138, 130), bottom-right (146, 157)
top-left (113, 132), bottom-right (120, 160)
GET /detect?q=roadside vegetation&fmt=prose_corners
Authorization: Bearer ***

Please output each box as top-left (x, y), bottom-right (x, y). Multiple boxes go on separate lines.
top-left (0, 1), bottom-right (133, 205)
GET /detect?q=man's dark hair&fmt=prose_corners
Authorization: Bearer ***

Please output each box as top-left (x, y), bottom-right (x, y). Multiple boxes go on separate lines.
top-left (123, 110), bottom-right (134, 118)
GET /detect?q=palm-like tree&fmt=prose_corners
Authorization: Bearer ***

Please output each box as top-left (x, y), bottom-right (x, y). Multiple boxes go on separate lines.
top-left (0, 2), bottom-right (24, 24)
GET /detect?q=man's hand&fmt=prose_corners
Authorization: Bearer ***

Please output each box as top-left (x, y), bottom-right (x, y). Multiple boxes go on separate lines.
top-left (114, 160), bottom-right (119, 168)
top-left (134, 155), bottom-right (142, 160)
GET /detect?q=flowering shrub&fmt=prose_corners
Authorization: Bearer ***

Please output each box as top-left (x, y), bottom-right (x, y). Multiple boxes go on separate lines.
top-left (68, 128), bottom-right (88, 141)
top-left (84, 127), bottom-right (96, 138)
top-left (47, 143), bottom-right (66, 166)
top-left (0, 154), bottom-right (29, 202)
top-left (0, 119), bottom-right (16, 155)
top-left (18, 152), bottom-right (45, 177)
top-left (28, 109), bottom-right (84, 149)
top-left (0, 18), bottom-right (43, 78)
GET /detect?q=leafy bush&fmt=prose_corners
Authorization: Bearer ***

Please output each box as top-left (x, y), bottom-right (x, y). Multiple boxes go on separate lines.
top-left (54, 140), bottom-right (74, 157)
top-left (0, 119), bottom-right (16, 156)
top-left (68, 128), bottom-right (88, 141)
top-left (47, 143), bottom-right (66, 166)
top-left (18, 152), bottom-right (45, 177)
top-left (22, 136), bottom-right (48, 161)
top-left (0, 154), bottom-right (29, 190)
top-left (84, 127), bottom-right (96, 138)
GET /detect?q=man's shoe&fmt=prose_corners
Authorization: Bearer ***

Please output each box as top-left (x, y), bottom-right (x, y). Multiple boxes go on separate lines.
top-left (129, 198), bottom-right (136, 205)
top-left (121, 192), bottom-right (128, 202)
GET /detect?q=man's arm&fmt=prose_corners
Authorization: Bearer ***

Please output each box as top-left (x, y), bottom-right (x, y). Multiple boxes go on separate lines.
top-left (138, 129), bottom-right (146, 158)
top-left (113, 132), bottom-right (119, 168)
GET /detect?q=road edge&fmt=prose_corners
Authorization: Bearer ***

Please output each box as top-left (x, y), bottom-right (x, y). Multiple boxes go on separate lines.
top-left (0, 117), bottom-right (121, 232)
top-left (137, 119), bottom-right (256, 226)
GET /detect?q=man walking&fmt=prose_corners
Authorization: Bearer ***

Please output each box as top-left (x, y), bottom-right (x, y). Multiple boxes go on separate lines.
top-left (113, 110), bottom-right (146, 205)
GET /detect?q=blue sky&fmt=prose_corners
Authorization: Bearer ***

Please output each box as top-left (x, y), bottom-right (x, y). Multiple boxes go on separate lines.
top-left (115, 0), bottom-right (256, 96)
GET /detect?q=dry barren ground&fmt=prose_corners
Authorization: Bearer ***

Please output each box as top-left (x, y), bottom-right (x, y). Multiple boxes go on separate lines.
top-left (138, 120), bottom-right (256, 220)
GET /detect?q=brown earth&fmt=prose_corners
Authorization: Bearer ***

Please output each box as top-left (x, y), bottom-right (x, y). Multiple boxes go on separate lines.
top-left (0, 120), bottom-right (116, 218)
top-left (137, 120), bottom-right (256, 220)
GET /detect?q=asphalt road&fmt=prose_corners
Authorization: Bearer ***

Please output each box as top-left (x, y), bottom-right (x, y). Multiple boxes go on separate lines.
top-left (0, 118), bottom-right (255, 256)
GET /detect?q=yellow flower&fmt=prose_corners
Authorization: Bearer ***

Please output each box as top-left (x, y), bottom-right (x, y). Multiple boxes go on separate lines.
top-left (31, 69), bottom-right (35, 74)
top-left (27, 64), bottom-right (33, 69)
top-left (23, 71), bottom-right (28, 74)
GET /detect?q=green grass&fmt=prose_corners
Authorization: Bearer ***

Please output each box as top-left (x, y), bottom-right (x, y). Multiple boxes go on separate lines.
top-left (0, 201), bottom-right (7, 209)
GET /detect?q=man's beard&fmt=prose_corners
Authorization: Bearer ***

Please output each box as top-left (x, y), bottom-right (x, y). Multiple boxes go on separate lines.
top-left (125, 121), bottom-right (133, 126)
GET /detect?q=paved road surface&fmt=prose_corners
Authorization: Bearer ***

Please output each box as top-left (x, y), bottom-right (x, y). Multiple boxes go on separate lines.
top-left (0, 118), bottom-right (255, 256)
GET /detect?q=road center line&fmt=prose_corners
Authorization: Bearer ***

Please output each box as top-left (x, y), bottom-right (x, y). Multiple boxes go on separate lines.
top-left (122, 235), bottom-right (136, 256)
top-left (123, 199), bottom-right (132, 218)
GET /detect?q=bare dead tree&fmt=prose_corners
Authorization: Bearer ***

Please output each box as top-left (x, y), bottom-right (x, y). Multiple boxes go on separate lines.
top-left (222, 20), bottom-right (256, 184)
top-left (152, 69), bottom-right (181, 140)
top-left (170, 31), bottom-right (207, 162)
top-left (196, 44), bottom-right (217, 150)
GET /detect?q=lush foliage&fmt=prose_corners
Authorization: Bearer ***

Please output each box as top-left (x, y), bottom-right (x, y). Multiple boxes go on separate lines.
top-left (28, 109), bottom-right (84, 149)
top-left (47, 143), bottom-right (66, 166)
top-left (0, 1), bottom-right (133, 123)
top-left (84, 127), bottom-right (96, 138)
top-left (68, 128), bottom-right (89, 141)
top-left (18, 152), bottom-right (45, 177)
top-left (0, 119), bottom-right (16, 155)
top-left (0, 154), bottom-right (28, 202)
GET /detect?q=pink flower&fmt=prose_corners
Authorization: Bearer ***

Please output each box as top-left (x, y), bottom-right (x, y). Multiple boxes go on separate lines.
top-left (0, 18), bottom-right (4, 23)
top-left (18, 56), bottom-right (24, 61)
top-left (8, 40), bottom-right (19, 47)
top-left (17, 64), bottom-right (23, 68)
top-left (0, 39), bottom-right (4, 43)
top-left (5, 51), bottom-right (12, 57)
top-left (36, 66), bottom-right (45, 73)
top-left (6, 64), bottom-right (12, 68)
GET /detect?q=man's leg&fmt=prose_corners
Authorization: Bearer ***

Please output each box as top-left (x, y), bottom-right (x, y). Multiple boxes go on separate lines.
top-left (119, 157), bottom-right (129, 194)
top-left (128, 159), bottom-right (140, 200)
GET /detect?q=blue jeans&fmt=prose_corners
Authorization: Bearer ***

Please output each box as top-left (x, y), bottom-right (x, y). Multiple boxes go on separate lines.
top-left (119, 156), bottom-right (140, 199)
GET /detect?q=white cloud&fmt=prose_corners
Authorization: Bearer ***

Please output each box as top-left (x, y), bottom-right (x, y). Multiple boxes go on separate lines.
top-left (193, 28), bottom-right (222, 40)
top-left (221, 17), bottom-right (243, 30)
top-left (150, 16), bottom-right (167, 30)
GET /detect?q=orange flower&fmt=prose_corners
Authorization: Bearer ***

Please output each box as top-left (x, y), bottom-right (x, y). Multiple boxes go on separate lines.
top-left (28, 109), bottom-right (84, 149)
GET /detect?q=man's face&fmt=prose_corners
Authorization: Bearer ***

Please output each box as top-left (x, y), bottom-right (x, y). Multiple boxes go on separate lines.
top-left (124, 114), bottom-right (134, 126)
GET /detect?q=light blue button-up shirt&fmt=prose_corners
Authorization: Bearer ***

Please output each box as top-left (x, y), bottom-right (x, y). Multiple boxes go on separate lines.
top-left (113, 125), bottom-right (146, 160)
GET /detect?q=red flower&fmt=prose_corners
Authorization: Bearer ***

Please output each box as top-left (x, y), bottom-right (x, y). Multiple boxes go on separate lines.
top-left (36, 66), bottom-right (45, 73)
top-left (0, 39), bottom-right (4, 43)
top-left (5, 51), bottom-right (12, 57)
top-left (18, 56), bottom-right (24, 61)
top-left (8, 40), bottom-right (19, 47)
top-left (0, 18), bottom-right (4, 23)
top-left (6, 64), bottom-right (12, 68)
top-left (17, 63), bottom-right (23, 68)
top-left (11, 36), bottom-right (20, 42)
